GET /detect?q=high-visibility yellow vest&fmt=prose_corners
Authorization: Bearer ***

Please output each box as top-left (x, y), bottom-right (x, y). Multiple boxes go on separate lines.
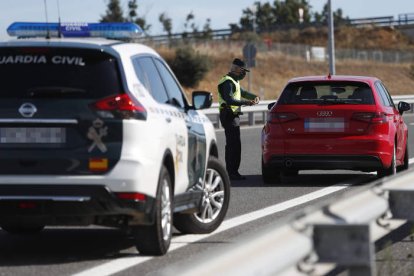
top-left (218, 75), bottom-right (241, 114)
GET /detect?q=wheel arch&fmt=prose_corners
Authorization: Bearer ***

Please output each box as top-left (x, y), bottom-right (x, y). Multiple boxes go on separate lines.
top-left (163, 150), bottom-right (175, 192)
top-left (209, 141), bottom-right (219, 159)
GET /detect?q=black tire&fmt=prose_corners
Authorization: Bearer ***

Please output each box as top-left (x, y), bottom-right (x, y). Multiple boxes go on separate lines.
top-left (262, 158), bottom-right (280, 184)
top-left (281, 169), bottom-right (299, 177)
top-left (397, 144), bottom-right (409, 172)
top-left (133, 165), bottom-right (173, 255)
top-left (174, 157), bottom-right (230, 234)
top-left (377, 144), bottom-right (397, 178)
top-left (1, 223), bottom-right (45, 234)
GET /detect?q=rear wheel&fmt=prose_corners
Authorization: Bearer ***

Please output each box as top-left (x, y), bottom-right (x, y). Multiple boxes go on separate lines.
top-left (397, 144), bottom-right (409, 172)
top-left (133, 165), bottom-right (172, 255)
top-left (174, 157), bottom-right (230, 234)
top-left (262, 158), bottom-right (280, 184)
top-left (377, 144), bottom-right (397, 178)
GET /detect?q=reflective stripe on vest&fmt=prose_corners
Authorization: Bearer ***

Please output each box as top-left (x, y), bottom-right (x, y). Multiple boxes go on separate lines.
top-left (218, 75), bottom-right (241, 114)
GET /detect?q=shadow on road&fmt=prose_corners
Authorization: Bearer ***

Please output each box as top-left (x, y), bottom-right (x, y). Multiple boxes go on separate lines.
top-left (230, 172), bottom-right (377, 188)
top-left (0, 227), bottom-right (137, 266)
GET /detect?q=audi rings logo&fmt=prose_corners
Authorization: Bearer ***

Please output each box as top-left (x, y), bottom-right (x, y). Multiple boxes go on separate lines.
top-left (18, 103), bottom-right (37, 118)
top-left (317, 111), bottom-right (333, 117)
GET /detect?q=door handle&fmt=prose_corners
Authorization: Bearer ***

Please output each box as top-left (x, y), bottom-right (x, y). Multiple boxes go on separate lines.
top-left (166, 117), bottom-right (172, 123)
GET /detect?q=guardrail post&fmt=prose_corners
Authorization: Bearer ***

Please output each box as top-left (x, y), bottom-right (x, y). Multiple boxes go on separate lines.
top-left (388, 189), bottom-right (414, 220)
top-left (313, 224), bottom-right (375, 276)
top-left (248, 112), bottom-right (255, 126)
top-left (262, 111), bottom-right (267, 123)
top-left (215, 114), bottom-right (221, 129)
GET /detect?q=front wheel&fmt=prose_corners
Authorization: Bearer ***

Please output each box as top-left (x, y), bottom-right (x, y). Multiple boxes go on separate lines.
top-left (133, 165), bottom-right (173, 255)
top-left (174, 157), bottom-right (230, 234)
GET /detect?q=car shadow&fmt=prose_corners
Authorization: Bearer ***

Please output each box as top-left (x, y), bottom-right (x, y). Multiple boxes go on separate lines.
top-left (230, 172), bottom-right (377, 188)
top-left (0, 227), bottom-right (139, 266)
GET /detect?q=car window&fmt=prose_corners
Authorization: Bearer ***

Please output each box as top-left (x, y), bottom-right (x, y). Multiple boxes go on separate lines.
top-left (0, 47), bottom-right (121, 99)
top-left (133, 56), bottom-right (169, 104)
top-left (378, 82), bottom-right (395, 107)
top-left (278, 81), bottom-right (374, 105)
top-left (154, 58), bottom-right (186, 109)
top-left (375, 82), bottom-right (393, 107)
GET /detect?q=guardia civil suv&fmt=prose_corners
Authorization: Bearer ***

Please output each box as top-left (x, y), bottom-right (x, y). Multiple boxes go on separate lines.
top-left (0, 22), bottom-right (230, 255)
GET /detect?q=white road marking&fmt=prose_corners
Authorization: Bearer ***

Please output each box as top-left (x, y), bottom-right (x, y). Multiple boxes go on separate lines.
top-left (73, 158), bottom-right (414, 276)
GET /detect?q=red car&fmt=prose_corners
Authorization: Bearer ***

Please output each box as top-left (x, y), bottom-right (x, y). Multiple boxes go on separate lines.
top-left (261, 75), bottom-right (411, 183)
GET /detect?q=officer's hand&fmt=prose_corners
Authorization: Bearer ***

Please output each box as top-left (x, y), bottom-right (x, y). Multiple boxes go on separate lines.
top-left (246, 100), bottom-right (255, 106)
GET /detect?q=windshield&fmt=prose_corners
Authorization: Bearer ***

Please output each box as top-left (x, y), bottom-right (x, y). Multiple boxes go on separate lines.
top-left (0, 47), bottom-right (122, 99)
top-left (278, 81), bottom-right (375, 105)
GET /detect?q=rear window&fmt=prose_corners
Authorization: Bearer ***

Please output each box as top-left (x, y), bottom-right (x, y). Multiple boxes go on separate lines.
top-left (0, 47), bottom-right (122, 99)
top-left (278, 81), bottom-right (374, 105)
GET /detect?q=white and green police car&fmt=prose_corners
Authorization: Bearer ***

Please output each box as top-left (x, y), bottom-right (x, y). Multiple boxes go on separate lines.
top-left (0, 22), bottom-right (230, 255)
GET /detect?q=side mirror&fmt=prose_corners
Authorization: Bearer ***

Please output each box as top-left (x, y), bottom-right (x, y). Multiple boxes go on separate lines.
top-left (398, 101), bottom-right (411, 115)
top-left (192, 91), bottom-right (212, 110)
top-left (267, 102), bottom-right (276, 110)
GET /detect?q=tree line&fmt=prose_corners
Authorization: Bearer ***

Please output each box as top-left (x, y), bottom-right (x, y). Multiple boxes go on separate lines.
top-left (99, 0), bottom-right (351, 88)
top-left (100, 0), bottom-right (348, 36)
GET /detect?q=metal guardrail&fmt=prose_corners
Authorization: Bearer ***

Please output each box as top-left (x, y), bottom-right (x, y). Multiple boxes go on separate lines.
top-left (203, 95), bottom-right (414, 128)
top-left (164, 168), bottom-right (414, 276)
top-left (348, 14), bottom-right (414, 27)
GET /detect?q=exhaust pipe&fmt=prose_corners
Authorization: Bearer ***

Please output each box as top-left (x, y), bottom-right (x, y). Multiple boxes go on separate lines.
top-left (285, 159), bottom-right (293, 168)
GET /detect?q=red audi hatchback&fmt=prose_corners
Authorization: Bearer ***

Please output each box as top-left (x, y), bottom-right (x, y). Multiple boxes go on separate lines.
top-left (261, 75), bottom-right (411, 183)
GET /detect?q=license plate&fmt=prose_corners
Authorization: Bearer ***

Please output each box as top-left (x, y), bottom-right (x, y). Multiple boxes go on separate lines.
top-left (0, 127), bottom-right (66, 143)
top-left (305, 118), bottom-right (345, 132)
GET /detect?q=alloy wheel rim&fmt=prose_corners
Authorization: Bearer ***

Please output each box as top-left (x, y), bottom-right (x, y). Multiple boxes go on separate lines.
top-left (161, 179), bottom-right (172, 241)
top-left (194, 168), bottom-right (225, 223)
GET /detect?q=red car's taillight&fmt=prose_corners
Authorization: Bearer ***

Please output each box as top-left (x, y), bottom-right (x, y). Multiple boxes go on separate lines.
top-left (92, 94), bottom-right (147, 120)
top-left (352, 112), bottom-right (387, 124)
top-left (268, 112), bottom-right (298, 123)
top-left (115, 192), bottom-right (147, 201)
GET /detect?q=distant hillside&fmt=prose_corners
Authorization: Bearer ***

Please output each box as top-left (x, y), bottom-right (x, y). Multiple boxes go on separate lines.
top-left (239, 25), bottom-right (414, 50)
top-left (156, 26), bottom-right (414, 100)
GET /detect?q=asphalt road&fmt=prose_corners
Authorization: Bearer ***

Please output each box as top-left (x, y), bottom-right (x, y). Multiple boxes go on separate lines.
top-left (1, 115), bottom-right (414, 276)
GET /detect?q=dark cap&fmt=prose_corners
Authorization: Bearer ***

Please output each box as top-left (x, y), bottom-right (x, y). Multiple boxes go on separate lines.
top-left (232, 58), bottom-right (250, 72)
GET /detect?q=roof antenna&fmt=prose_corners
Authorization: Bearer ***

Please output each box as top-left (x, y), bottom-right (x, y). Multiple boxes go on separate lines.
top-left (43, 0), bottom-right (50, 39)
top-left (56, 0), bottom-right (62, 38)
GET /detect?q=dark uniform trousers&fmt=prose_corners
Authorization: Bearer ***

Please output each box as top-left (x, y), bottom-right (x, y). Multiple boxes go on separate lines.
top-left (219, 108), bottom-right (241, 175)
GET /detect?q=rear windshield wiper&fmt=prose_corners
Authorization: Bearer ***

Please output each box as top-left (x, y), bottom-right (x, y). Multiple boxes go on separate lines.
top-left (318, 99), bottom-right (349, 105)
top-left (27, 86), bottom-right (87, 98)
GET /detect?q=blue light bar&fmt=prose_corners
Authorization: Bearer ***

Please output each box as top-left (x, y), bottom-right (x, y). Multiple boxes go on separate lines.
top-left (7, 22), bottom-right (143, 39)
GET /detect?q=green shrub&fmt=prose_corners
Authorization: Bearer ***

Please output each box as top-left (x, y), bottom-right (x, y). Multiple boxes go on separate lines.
top-left (168, 46), bottom-right (210, 88)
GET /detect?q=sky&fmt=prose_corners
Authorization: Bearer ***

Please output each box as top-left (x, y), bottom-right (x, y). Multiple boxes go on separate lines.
top-left (0, 0), bottom-right (413, 41)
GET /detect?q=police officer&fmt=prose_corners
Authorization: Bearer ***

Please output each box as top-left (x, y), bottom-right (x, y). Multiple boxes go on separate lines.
top-left (218, 58), bottom-right (259, 180)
